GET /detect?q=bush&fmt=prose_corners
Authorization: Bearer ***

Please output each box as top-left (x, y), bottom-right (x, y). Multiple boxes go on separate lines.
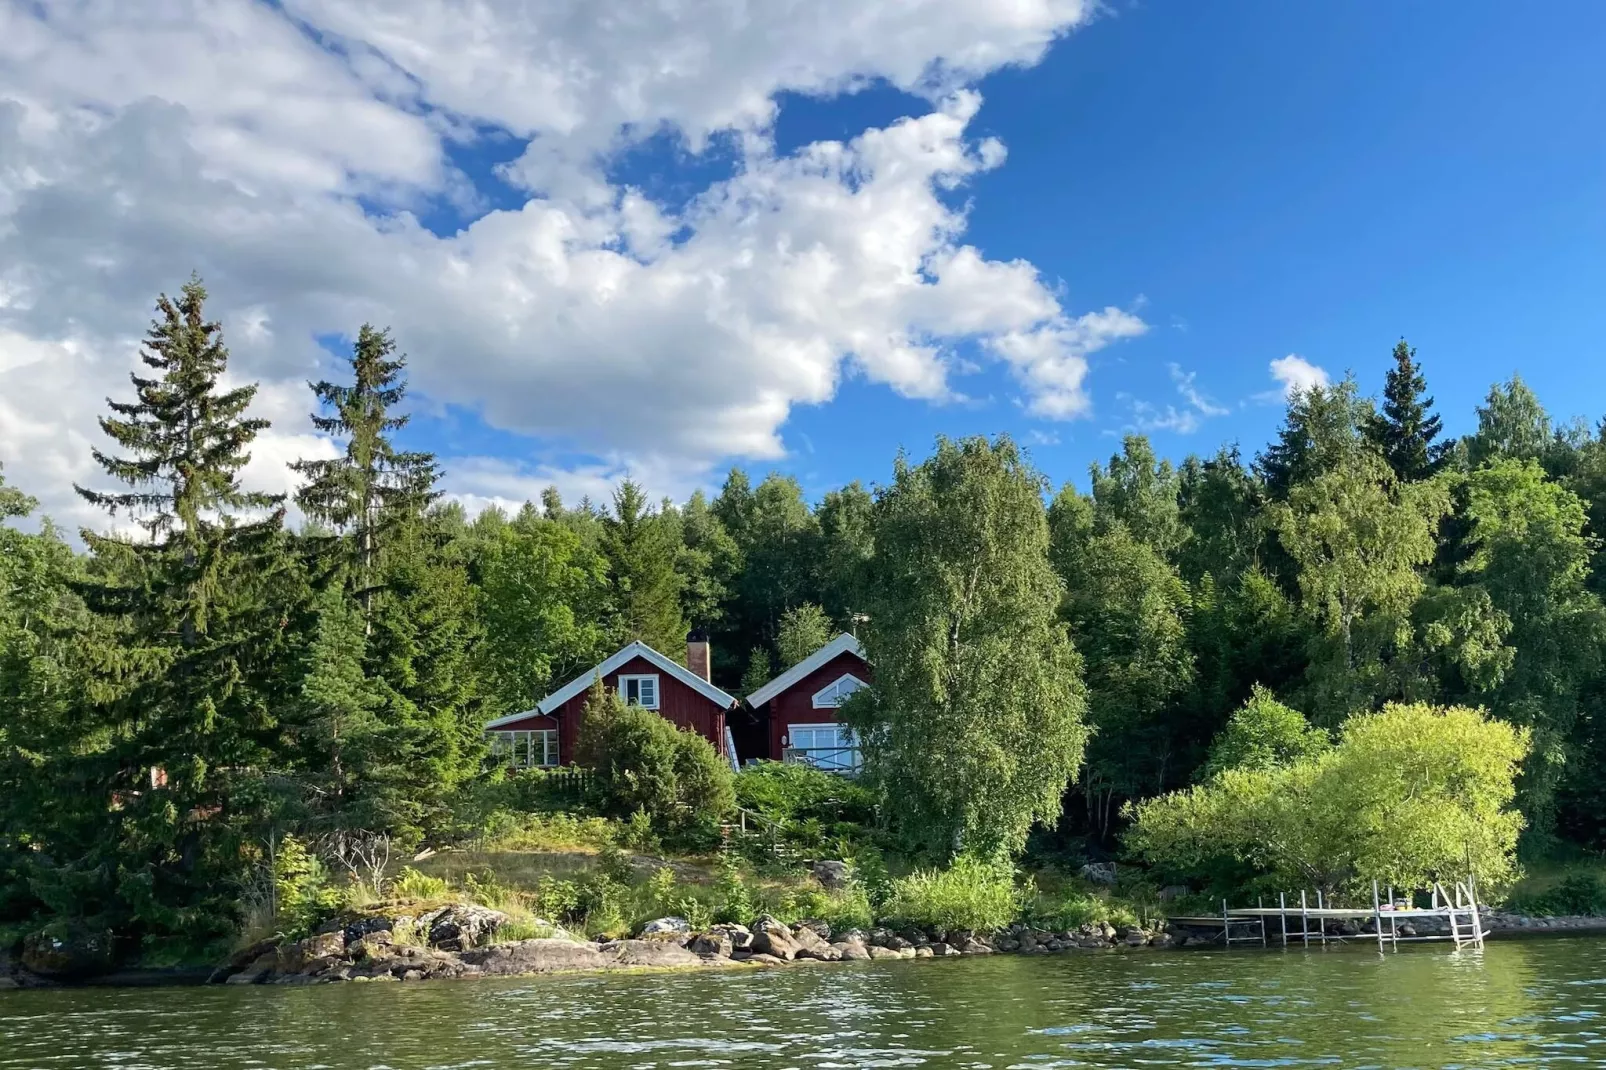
top-left (712, 853), bottom-right (755, 924)
top-left (573, 680), bottom-right (735, 839)
top-left (390, 866), bottom-right (451, 901)
top-left (881, 855), bottom-right (1019, 934)
top-left (1507, 873), bottom-right (1606, 917)
top-left (735, 761), bottom-right (875, 826)
top-left (1128, 702), bottom-right (1530, 897)
top-left (490, 919), bottom-right (556, 942)
top-left (272, 835), bottom-right (341, 938)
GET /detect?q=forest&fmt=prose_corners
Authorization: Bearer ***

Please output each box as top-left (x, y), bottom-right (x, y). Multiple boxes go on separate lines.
top-left (3, 277), bottom-right (1606, 959)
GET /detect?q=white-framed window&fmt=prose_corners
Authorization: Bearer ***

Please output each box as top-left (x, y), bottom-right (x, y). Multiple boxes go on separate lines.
top-left (786, 723), bottom-right (861, 772)
top-left (618, 674), bottom-right (660, 709)
top-left (489, 729), bottom-right (560, 768)
top-left (811, 673), bottom-right (867, 709)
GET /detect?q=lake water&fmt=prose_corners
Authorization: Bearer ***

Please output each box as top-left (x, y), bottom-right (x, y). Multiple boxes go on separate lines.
top-left (2, 938), bottom-right (1603, 1069)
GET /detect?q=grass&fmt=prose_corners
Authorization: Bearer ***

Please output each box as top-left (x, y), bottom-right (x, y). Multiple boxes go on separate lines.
top-left (1502, 852), bottom-right (1606, 916)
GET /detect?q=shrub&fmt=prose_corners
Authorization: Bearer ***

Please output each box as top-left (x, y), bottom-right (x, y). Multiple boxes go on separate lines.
top-left (573, 680), bottom-right (736, 838)
top-left (1508, 874), bottom-right (1606, 917)
top-left (881, 855), bottom-right (1019, 934)
top-left (1200, 685), bottom-right (1330, 779)
top-left (272, 835), bottom-right (341, 938)
top-left (390, 866), bottom-right (451, 901)
top-left (712, 853), bottom-right (755, 924)
top-left (490, 919), bottom-right (556, 943)
top-left (1128, 702), bottom-right (1530, 896)
top-left (734, 761), bottom-right (875, 826)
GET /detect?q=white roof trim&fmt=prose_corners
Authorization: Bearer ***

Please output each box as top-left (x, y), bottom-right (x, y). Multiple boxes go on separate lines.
top-left (486, 641), bottom-right (736, 728)
top-left (745, 633), bottom-right (866, 708)
top-left (812, 673), bottom-right (868, 709)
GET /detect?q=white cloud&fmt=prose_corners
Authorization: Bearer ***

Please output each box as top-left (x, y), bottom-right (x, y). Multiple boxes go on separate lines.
top-left (1122, 363), bottom-right (1227, 435)
top-left (1268, 354), bottom-right (1330, 400)
top-left (0, 0), bottom-right (1137, 532)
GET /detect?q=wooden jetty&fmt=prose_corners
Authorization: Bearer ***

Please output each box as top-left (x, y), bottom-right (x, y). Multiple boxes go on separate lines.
top-left (1168, 876), bottom-right (1487, 951)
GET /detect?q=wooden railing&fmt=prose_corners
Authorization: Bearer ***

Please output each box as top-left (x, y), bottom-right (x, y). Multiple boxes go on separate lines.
top-left (783, 745), bottom-right (862, 774)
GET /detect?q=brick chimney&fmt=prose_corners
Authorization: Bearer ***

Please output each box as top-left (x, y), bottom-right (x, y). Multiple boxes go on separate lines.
top-left (686, 629), bottom-right (712, 682)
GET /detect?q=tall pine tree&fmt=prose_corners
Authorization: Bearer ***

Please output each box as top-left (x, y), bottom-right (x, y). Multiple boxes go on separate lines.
top-left (604, 480), bottom-right (687, 655)
top-left (1365, 340), bottom-right (1447, 481)
top-left (69, 277), bottom-right (293, 953)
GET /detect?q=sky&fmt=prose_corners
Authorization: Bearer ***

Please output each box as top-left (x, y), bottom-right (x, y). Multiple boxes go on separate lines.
top-left (2, 0), bottom-right (1604, 530)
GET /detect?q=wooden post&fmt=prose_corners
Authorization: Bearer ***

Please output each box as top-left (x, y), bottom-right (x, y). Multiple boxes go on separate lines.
top-left (1279, 892), bottom-right (1289, 946)
top-left (1468, 870), bottom-right (1485, 949)
top-left (1316, 890), bottom-right (1326, 945)
top-left (1259, 898), bottom-right (1267, 946)
top-left (1300, 890), bottom-right (1309, 947)
top-left (1372, 880), bottom-right (1385, 953)
top-left (1386, 885), bottom-right (1396, 949)
top-left (1222, 898), bottom-right (1232, 947)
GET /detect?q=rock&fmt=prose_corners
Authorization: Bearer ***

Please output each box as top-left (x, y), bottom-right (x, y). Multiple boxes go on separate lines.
top-left (867, 946), bottom-right (902, 961)
top-left (795, 919), bottom-right (833, 941)
top-left (461, 938), bottom-right (612, 976)
top-left (21, 926), bottom-right (114, 979)
top-left (606, 940), bottom-right (705, 968)
top-left (426, 905), bottom-right (509, 951)
top-left (348, 930), bottom-right (396, 961)
top-left (1079, 862), bottom-right (1118, 886)
top-left (638, 916), bottom-right (692, 939)
top-left (689, 932), bottom-right (734, 957)
top-left (927, 941), bottom-right (955, 956)
top-left (913, 945), bottom-right (934, 958)
top-left (751, 917), bottom-right (803, 960)
top-left (833, 940), bottom-right (872, 961)
top-left (1159, 884), bottom-right (1189, 902)
top-left (812, 860), bottom-right (853, 890)
top-left (868, 927), bottom-right (897, 948)
top-left (278, 930), bottom-right (346, 974)
top-left (789, 924), bottom-right (836, 961)
top-left (745, 953), bottom-right (788, 967)
top-left (1148, 933), bottom-right (1173, 948)
top-left (957, 938), bottom-right (993, 955)
top-left (1122, 928), bottom-right (1148, 947)
top-left (401, 969), bottom-right (424, 981)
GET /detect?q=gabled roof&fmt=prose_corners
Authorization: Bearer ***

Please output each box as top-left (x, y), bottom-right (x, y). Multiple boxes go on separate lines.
top-left (485, 640), bottom-right (738, 728)
top-left (744, 632), bottom-right (866, 708)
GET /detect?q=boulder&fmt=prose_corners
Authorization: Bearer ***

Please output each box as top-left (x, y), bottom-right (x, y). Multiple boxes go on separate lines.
top-left (21, 926), bottom-right (114, 979)
top-left (927, 942), bottom-right (957, 956)
top-left (794, 919), bottom-right (833, 941)
top-left (1159, 884), bottom-right (1190, 902)
top-left (348, 930), bottom-right (396, 961)
top-left (1079, 862), bottom-right (1118, 886)
top-left (638, 917), bottom-right (692, 939)
top-left (833, 940), bottom-right (872, 961)
top-left (745, 953), bottom-right (788, 967)
top-left (913, 946), bottom-right (934, 958)
top-left (751, 917), bottom-right (803, 961)
top-left (606, 940), bottom-right (705, 968)
top-left (957, 937), bottom-right (993, 955)
top-left (278, 930), bottom-right (346, 974)
top-left (1122, 928), bottom-right (1148, 947)
top-left (709, 923), bottom-right (754, 952)
top-left (461, 938), bottom-right (613, 976)
top-left (425, 905), bottom-right (509, 951)
top-left (689, 931), bottom-right (734, 957)
top-left (867, 945), bottom-right (902, 961)
top-left (344, 915), bottom-right (397, 946)
top-left (812, 860), bottom-right (853, 890)
top-left (789, 925), bottom-right (837, 961)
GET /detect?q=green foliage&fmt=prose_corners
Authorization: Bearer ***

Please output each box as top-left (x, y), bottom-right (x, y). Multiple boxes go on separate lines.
top-left (390, 866), bottom-right (451, 901)
top-left (776, 602), bottom-right (833, 667)
top-left (1505, 873), bottom-right (1606, 917)
top-left (845, 435), bottom-right (1089, 859)
top-left (1201, 685), bottom-right (1330, 779)
top-left (603, 480), bottom-right (687, 654)
top-left (1128, 702), bottom-right (1530, 895)
top-left (739, 646), bottom-right (774, 696)
top-left (1366, 340), bottom-right (1449, 482)
top-left (881, 855), bottom-right (1020, 934)
top-left (272, 836), bottom-right (341, 938)
top-left (712, 852), bottom-right (756, 924)
top-left (734, 761), bottom-right (875, 826)
top-left (573, 680), bottom-right (735, 839)
top-left (490, 919), bottom-right (555, 942)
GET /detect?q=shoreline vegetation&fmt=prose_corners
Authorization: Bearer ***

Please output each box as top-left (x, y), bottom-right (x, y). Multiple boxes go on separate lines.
top-left (5, 282), bottom-right (1606, 988)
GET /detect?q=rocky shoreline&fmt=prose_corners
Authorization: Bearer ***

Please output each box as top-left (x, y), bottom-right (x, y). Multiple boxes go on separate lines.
top-left (5, 903), bottom-right (1606, 989)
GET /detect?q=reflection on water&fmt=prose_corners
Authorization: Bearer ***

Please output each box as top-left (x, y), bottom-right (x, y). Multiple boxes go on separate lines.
top-left (2, 937), bottom-right (1603, 1069)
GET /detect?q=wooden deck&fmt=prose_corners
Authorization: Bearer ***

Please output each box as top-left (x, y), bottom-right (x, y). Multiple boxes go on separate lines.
top-left (1170, 878), bottom-right (1488, 951)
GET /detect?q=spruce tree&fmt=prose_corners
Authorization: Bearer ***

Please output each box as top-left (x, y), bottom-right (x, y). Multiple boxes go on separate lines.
top-left (603, 480), bottom-right (687, 655)
top-left (70, 277), bottom-right (292, 952)
top-left (292, 324), bottom-right (438, 621)
top-left (1366, 340), bottom-right (1447, 481)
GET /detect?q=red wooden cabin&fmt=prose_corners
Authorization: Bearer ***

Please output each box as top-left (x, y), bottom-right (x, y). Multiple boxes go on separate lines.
top-left (743, 633), bottom-right (869, 772)
top-left (484, 637), bottom-right (739, 768)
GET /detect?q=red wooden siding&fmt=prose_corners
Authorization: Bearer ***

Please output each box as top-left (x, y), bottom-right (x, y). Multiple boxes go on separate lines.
top-left (759, 650), bottom-right (872, 761)
top-left (545, 655), bottom-right (728, 764)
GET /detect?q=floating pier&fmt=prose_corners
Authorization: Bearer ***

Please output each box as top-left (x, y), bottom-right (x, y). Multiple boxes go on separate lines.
top-left (1168, 877), bottom-right (1487, 951)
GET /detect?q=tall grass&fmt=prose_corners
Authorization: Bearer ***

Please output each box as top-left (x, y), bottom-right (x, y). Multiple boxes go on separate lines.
top-left (881, 855), bottom-right (1019, 933)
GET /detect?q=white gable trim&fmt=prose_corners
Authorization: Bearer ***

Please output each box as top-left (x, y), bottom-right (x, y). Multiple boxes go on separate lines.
top-left (812, 673), bottom-right (868, 709)
top-left (485, 641), bottom-right (736, 728)
top-left (745, 633), bottom-right (866, 708)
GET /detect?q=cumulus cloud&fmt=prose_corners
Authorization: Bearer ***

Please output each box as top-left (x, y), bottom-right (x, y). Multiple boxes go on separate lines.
top-left (0, 0), bottom-right (1136, 532)
top-left (1268, 354), bottom-right (1330, 400)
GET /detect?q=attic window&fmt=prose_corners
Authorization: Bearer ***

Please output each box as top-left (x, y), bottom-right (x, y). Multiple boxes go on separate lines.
top-left (811, 674), bottom-right (867, 709)
top-left (619, 674), bottom-right (660, 709)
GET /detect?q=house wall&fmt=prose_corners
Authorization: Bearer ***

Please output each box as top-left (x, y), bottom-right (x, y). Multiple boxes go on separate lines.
top-left (761, 650), bottom-right (872, 761)
top-left (538, 654), bottom-right (727, 764)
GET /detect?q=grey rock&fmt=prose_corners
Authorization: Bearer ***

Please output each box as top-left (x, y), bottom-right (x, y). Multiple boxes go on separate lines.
top-left (606, 939), bottom-right (706, 968)
top-left (833, 940), bottom-right (872, 961)
top-left (812, 860), bottom-right (853, 890)
top-left (751, 917), bottom-right (803, 960)
top-left (638, 916), bottom-right (692, 938)
top-left (425, 904), bottom-right (509, 951)
top-left (867, 946), bottom-right (902, 960)
top-left (1079, 862), bottom-right (1118, 886)
top-left (689, 932), bottom-right (733, 957)
top-left (460, 938), bottom-right (612, 976)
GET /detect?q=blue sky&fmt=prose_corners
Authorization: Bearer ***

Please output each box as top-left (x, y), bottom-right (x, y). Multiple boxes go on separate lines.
top-left (3, 0), bottom-right (1604, 525)
top-left (406, 1), bottom-right (1606, 503)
